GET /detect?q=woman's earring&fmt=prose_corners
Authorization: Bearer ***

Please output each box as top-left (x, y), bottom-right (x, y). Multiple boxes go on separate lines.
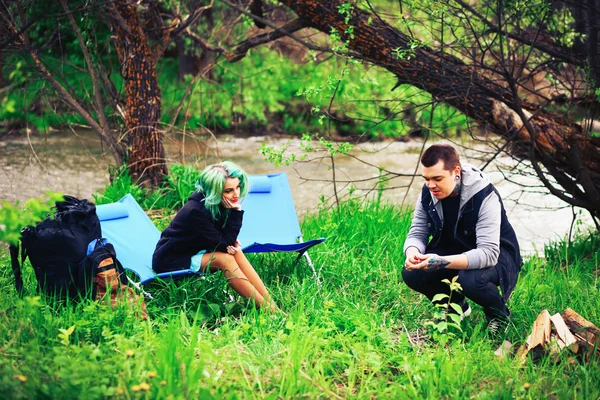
top-left (455, 175), bottom-right (460, 181)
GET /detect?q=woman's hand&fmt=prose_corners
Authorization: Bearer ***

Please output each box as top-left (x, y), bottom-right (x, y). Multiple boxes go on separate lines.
top-left (221, 197), bottom-right (242, 210)
top-left (227, 240), bottom-right (242, 255)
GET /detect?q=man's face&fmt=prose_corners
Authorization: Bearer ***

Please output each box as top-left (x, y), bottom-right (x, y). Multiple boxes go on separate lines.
top-left (421, 160), bottom-right (460, 200)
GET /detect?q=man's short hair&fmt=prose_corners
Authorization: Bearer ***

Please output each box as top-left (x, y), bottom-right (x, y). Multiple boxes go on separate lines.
top-left (421, 144), bottom-right (460, 170)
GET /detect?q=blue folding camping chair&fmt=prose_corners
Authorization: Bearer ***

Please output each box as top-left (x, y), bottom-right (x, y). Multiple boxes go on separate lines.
top-left (96, 173), bottom-right (325, 286)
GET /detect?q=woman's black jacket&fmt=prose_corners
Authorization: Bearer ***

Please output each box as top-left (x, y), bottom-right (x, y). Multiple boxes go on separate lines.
top-left (152, 192), bottom-right (244, 273)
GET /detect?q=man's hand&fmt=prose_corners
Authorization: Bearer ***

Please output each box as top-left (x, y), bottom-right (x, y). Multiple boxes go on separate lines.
top-left (412, 253), bottom-right (451, 271)
top-left (404, 247), bottom-right (422, 270)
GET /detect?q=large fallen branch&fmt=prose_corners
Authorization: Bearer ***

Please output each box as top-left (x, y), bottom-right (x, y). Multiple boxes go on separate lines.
top-left (222, 0), bottom-right (600, 221)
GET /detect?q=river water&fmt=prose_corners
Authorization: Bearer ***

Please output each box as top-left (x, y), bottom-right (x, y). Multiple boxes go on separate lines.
top-left (0, 130), bottom-right (594, 254)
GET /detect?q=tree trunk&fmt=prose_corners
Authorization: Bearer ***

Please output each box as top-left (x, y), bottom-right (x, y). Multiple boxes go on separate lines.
top-left (278, 0), bottom-right (600, 220)
top-left (176, 38), bottom-right (199, 80)
top-left (560, 0), bottom-right (600, 89)
top-left (111, 0), bottom-right (167, 187)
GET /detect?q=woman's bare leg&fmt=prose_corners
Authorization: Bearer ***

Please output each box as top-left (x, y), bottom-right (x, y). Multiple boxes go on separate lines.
top-left (201, 252), bottom-right (267, 308)
top-left (231, 250), bottom-right (275, 307)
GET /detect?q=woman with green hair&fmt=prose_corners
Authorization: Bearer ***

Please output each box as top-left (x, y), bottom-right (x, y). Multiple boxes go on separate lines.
top-left (153, 161), bottom-right (277, 312)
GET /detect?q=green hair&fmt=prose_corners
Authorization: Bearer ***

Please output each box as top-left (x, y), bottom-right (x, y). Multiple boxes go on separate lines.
top-left (195, 161), bottom-right (249, 220)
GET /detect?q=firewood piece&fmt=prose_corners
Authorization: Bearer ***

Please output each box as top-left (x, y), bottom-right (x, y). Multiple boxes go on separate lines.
top-left (526, 310), bottom-right (552, 350)
top-left (519, 310), bottom-right (552, 361)
top-left (550, 313), bottom-right (577, 349)
top-left (561, 308), bottom-right (600, 352)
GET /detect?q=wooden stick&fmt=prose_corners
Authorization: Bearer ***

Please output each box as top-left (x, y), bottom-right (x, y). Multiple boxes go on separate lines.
top-left (526, 310), bottom-right (552, 350)
top-left (519, 310), bottom-right (552, 362)
top-left (550, 313), bottom-right (577, 349)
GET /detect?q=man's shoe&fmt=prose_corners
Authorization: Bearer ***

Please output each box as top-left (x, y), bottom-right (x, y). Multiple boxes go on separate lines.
top-left (461, 303), bottom-right (472, 320)
top-left (486, 312), bottom-right (511, 337)
top-left (452, 299), bottom-right (471, 321)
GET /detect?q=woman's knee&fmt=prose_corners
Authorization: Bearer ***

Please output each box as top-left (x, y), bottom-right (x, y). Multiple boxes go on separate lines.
top-left (203, 252), bottom-right (237, 270)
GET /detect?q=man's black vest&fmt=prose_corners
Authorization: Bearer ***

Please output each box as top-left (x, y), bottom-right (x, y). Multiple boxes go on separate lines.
top-left (420, 184), bottom-right (523, 300)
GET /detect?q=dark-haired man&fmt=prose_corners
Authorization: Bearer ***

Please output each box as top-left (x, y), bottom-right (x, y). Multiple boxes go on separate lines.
top-left (403, 144), bottom-right (522, 335)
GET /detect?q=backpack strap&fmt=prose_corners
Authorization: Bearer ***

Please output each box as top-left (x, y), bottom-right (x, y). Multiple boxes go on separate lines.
top-left (9, 243), bottom-right (23, 294)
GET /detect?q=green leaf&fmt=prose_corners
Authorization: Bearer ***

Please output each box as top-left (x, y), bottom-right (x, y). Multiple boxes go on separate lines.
top-left (432, 293), bottom-right (449, 302)
top-left (435, 322), bottom-right (448, 332)
top-left (449, 303), bottom-right (463, 315)
top-left (447, 322), bottom-right (462, 331)
top-left (59, 326), bottom-right (75, 336)
top-left (4, 100), bottom-right (16, 113)
top-left (447, 313), bottom-right (462, 325)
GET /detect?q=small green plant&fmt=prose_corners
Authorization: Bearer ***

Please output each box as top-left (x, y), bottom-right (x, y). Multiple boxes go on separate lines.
top-left (0, 192), bottom-right (63, 245)
top-left (392, 38), bottom-right (423, 61)
top-left (259, 140), bottom-right (294, 167)
top-left (260, 133), bottom-right (353, 171)
top-left (57, 325), bottom-right (75, 347)
top-left (94, 164), bottom-right (201, 212)
top-left (376, 168), bottom-right (387, 204)
top-left (427, 275), bottom-right (465, 336)
top-left (93, 165), bottom-right (146, 206)
top-left (334, 2), bottom-right (355, 51)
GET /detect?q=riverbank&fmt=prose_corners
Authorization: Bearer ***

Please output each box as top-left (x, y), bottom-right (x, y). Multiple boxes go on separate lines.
top-left (1, 129), bottom-right (595, 255)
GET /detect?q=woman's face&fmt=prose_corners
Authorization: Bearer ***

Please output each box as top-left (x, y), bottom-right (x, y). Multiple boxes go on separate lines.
top-left (421, 160), bottom-right (460, 200)
top-left (222, 177), bottom-right (241, 204)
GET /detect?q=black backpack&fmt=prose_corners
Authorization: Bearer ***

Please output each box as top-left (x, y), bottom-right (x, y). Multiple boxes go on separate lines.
top-left (9, 195), bottom-right (102, 298)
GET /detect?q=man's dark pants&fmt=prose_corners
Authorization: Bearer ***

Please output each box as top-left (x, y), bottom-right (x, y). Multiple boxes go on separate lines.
top-left (402, 262), bottom-right (509, 318)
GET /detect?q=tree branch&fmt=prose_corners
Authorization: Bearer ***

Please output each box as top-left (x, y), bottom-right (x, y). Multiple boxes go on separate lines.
top-left (7, 19), bottom-right (123, 162)
top-left (183, 30), bottom-right (234, 58)
top-left (453, 0), bottom-right (582, 67)
top-left (230, 18), bottom-right (308, 62)
top-left (507, 73), bottom-right (590, 208)
top-left (170, 1), bottom-right (214, 39)
top-left (59, 0), bottom-right (111, 136)
top-left (104, 1), bottom-right (132, 36)
top-left (218, 0), bottom-right (364, 60)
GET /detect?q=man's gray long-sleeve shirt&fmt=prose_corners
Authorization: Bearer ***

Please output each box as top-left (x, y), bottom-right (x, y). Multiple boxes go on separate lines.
top-left (403, 163), bottom-right (502, 269)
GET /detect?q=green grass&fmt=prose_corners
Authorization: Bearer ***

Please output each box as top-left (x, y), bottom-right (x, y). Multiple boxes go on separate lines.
top-left (1, 198), bottom-right (599, 399)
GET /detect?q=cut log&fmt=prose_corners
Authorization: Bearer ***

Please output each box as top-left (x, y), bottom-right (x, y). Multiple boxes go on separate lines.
top-left (550, 313), bottom-right (578, 349)
top-left (526, 310), bottom-right (552, 349)
top-left (561, 308), bottom-right (600, 353)
top-left (519, 310), bottom-right (552, 362)
top-left (517, 309), bottom-right (599, 363)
